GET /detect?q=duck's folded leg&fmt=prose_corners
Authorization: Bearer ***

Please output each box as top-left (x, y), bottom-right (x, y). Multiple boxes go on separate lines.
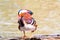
top-left (31, 26), bottom-right (37, 32)
top-left (31, 23), bottom-right (37, 32)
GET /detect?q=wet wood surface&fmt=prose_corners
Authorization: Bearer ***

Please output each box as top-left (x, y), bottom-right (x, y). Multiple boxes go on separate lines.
top-left (0, 34), bottom-right (60, 40)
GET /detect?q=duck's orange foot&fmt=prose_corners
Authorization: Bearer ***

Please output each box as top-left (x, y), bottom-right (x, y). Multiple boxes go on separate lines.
top-left (24, 35), bottom-right (26, 37)
top-left (31, 30), bottom-right (35, 33)
top-left (22, 35), bottom-right (27, 39)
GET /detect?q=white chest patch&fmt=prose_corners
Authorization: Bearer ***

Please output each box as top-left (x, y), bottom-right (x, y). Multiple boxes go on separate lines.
top-left (20, 24), bottom-right (35, 31)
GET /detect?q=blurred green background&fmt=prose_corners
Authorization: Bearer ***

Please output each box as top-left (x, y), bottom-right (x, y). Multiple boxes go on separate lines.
top-left (0, 0), bottom-right (60, 38)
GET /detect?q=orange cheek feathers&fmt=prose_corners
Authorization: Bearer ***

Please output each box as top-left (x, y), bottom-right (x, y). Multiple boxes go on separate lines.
top-left (23, 13), bottom-right (32, 20)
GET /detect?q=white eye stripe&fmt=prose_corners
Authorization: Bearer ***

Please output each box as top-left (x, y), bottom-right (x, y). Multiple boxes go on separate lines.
top-left (19, 10), bottom-right (28, 14)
